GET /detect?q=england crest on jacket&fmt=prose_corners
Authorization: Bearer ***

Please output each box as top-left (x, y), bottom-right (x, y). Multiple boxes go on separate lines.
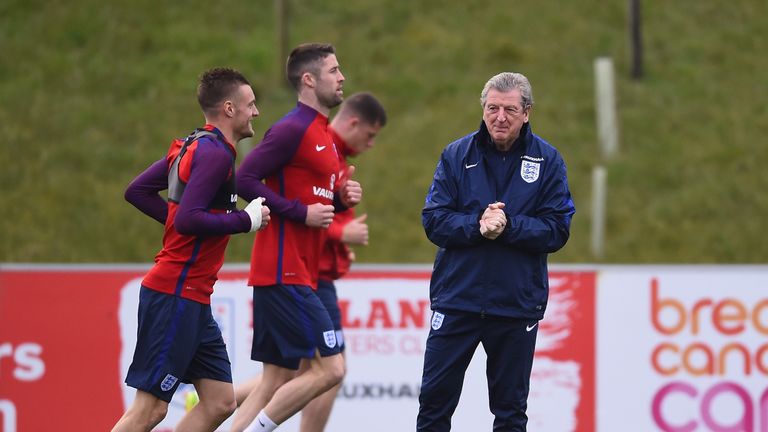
top-left (520, 157), bottom-right (541, 183)
top-left (431, 311), bottom-right (444, 330)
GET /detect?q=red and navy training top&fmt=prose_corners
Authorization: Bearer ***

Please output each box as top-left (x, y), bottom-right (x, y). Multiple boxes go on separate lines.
top-left (237, 102), bottom-right (340, 289)
top-left (125, 125), bottom-right (251, 304)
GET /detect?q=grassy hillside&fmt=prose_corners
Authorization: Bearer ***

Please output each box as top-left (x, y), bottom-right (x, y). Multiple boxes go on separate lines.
top-left (1, 0), bottom-right (766, 264)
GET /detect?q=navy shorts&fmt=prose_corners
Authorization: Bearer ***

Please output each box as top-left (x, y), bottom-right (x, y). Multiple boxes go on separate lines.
top-left (316, 278), bottom-right (344, 351)
top-left (126, 286), bottom-right (232, 402)
top-left (251, 284), bottom-right (341, 370)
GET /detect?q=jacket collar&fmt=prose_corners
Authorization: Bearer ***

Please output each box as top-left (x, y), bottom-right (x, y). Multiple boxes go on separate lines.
top-left (476, 120), bottom-right (532, 154)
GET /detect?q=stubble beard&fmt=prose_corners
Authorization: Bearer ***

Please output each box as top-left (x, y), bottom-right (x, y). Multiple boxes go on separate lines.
top-left (235, 124), bottom-right (254, 142)
top-left (319, 91), bottom-right (343, 110)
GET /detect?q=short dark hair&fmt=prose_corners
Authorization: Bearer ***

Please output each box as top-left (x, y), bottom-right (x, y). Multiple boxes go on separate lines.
top-left (197, 67), bottom-right (250, 114)
top-left (285, 43), bottom-right (336, 90)
top-left (339, 92), bottom-right (387, 126)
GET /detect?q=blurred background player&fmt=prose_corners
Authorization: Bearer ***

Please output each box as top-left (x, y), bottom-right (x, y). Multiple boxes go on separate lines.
top-left (230, 43), bottom-right (361, 432)
top-left (230, 92), bottom-right (388, 431)
top-left (113, 67), bottom-right (269, 432)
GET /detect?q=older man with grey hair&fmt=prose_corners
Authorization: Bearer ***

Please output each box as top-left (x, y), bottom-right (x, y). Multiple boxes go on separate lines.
top-left (418, 72), bottom-right (575, 431)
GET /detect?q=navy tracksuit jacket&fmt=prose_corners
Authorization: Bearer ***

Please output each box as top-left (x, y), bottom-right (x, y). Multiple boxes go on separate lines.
top-left (423, 121), bottom-right (575, 320)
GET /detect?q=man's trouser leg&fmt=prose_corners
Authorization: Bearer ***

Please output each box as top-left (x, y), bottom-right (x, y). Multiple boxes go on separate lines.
top-left (482, 318), bottom-right (538, 432)
top-left (417, 312), bottom-right (481, 431)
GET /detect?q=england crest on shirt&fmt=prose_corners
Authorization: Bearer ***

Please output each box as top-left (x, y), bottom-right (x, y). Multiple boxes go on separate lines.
top-left (521, 160), bottom-right (540, 183)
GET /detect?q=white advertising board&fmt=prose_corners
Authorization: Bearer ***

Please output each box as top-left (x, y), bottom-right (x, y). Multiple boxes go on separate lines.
top-left (597, 266), bottom-right (768, 432)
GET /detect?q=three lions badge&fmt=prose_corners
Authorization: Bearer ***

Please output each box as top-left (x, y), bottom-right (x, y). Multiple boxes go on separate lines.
top-left (520, 160), bottom-right (540, 183)
top-left (431, 311), bottom-right (445, 330)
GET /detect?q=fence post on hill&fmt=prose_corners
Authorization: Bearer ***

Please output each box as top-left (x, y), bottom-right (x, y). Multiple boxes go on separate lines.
top-left (593, 57), bottom-right (619, 259)
top-left (275, 0), bottom-right (289, 83)
top-left (594, 57), bottom-right (619, 161)
top-left (629, 0), bottom-right (644, 79)
top-left (591, 166), bottom-right (607, 260)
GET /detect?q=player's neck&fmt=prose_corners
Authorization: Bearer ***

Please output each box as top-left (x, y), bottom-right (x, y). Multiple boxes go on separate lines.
top-left (298, 93), bottom-right (330, 117)
top-left (210, 122), bottom-right (237, 145)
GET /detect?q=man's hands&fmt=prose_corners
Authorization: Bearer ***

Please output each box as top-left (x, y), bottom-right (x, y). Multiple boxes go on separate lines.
top-left (479, 202), bottom-right (506, 240)
top-left (339, 165), bottom-right (362, 208)
top-left (306, 203), bottom-right (335, 228)
top-left (243, 197), bottom-right (270, 232)
top-left (342, 214), bottom-right (369, 245)
top-left (307, 165), bottom-right (363, 229)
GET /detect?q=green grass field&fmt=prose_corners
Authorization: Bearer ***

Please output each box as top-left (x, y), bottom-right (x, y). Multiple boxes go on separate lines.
top-left (1, 0), bottom-right (766, 263)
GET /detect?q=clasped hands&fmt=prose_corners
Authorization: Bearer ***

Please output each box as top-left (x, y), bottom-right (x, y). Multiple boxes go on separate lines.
top-left (479, 202), bottom-right (506, 240)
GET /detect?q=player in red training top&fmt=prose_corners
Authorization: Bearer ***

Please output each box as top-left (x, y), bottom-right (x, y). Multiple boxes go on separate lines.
top-left (230, 43), bottom-right (361, 432)
top-left (231, 92), bottom-right (387, 432)
top-left (113, 67), bottom-right (270, 432)
top-left (302, 92), bottom-right (387, 431)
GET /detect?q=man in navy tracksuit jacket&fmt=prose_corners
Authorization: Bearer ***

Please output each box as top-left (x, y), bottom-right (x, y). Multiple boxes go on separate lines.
top-left (418, 72), bottom-right (575, 431)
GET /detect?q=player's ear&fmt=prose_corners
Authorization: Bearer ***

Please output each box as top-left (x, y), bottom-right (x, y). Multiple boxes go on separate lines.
top-left (302, 72), bottom-right (315, 89)
top-left (223, 100), bottom-right (235, 118)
